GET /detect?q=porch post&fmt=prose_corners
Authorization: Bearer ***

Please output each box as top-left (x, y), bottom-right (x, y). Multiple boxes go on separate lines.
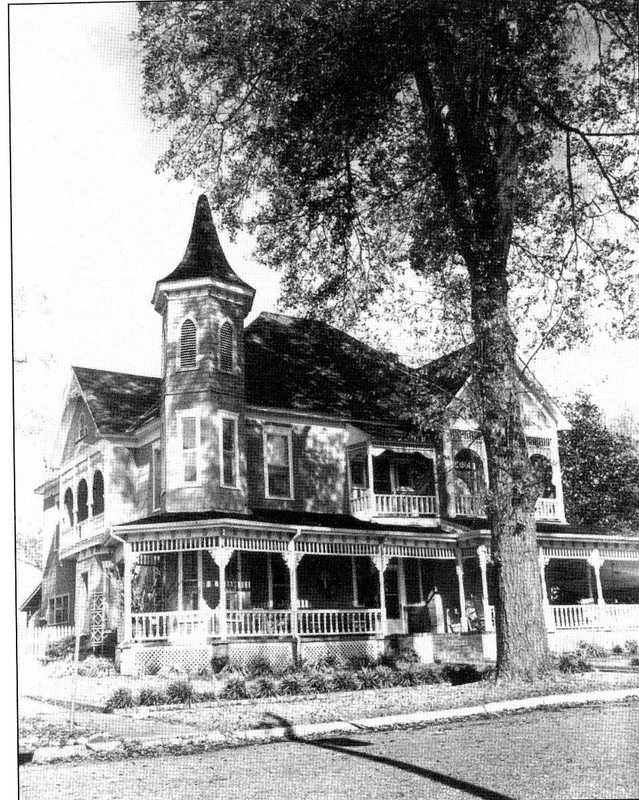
top-left (372, 547), bottom-right (388, 638)
top-left (397, 558), bottom-right (407, 632)
top-left (367, 445), bottom-right (375, 514)
top-left (177, 551), bottom-right (183, 612)
top-left (284, 545), bottom-right (299, 640)
top-left (122, 541), bottom-right (132, 643)
top-left (477, 545), bottom-right (493, 632)
top-left (538, 548), bottom-right (554, 631)
top-left (455, 549), bottom-right (469, 633)
top-left (267, 553), bottom-right (274, 609)
top-left (209, 548), bottom-right (233, 641)
top-left (351, 556), bottom-right (359, 607)
top-left (589, 549), bottom-right (606, 606)
top-left (197, 550), bottom-right (204, 609)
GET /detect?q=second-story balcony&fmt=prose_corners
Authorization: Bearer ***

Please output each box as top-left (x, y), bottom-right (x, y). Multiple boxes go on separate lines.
top-left (453, 494), bottom-right (562, 522)
top-left (59, 512), bottom-right (106, 555)
top-left (351, 488), bottom-right (438, 519)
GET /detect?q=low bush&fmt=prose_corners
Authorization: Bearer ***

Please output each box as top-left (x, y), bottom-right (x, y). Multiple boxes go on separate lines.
top-left (576, 641), bottom-right (608, 659)
top-left (279, 673), bottom-right (309, 696)
top-left (77, 656), bottom-right (116, 677)
top-left (219, 676), bottom-right (249, 700)
top-left (557, 652), bottom-right (592, 674)
top-left (355, 666), bottom-right (383, 690)
top-left (249, 676), bottom-right (280, 698)
top-left (413, 664), bottom-right (444, 685)
top-left (347, 654), bottom-right (377, 670)
top-left (373, 665), bottom-right (397, 688)
top-left (630, 657), bottom-right (639, 667)
top-left (305, 669), bottom-right (334, 694)
top-left (138, 687), bottom-right (167, 706)
top-left (43, 636), bottom-right (76, 662)
top-left (394, 666), bottom-right (421, 687)
top-left (246, 658), bottom-right (275, 678)
top-left (440, 664), bottom-right (484, 685)
top-left (210, 656), bottom-right (230, 674)
top-left (166, 680), bottom-right (195, 706)
top-left (333, 670), bottom-right (361, 692)
top-left (612, 644), bottom-right (624, 655)
top-left (625, 640), bottom-right (638, 655)
top-left (104, 687), bottom-right (134, 712)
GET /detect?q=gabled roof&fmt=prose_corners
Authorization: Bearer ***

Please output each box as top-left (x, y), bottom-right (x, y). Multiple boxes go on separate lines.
top-left (72, 367), bottom-right (161, 435)
top-left (157, 194), bottom-right (254, 295)
top-left (417, 343), bottom-right (477, 401)
top-left (244, 312), bottom-right (413, 423)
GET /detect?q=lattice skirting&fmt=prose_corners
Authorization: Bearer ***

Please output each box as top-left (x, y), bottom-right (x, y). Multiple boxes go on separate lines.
top-left (298, 638), bottom-right (384, 664)
top-left (118, 645), bottom-right (214, 676)
top-left (223, 640), bottom-right (295, 671)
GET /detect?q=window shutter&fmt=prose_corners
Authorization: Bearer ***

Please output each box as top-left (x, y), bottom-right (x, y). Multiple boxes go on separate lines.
top-left (180, 320), bottom-right (197, 368)
top-left (219, 322), bottom-right (234, 372)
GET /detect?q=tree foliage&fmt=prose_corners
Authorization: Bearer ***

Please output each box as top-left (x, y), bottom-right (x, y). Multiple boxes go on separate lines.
top-left (136, 0), bottom-right (639, 678)
top-left (560, 394), bottom-right (639, 529)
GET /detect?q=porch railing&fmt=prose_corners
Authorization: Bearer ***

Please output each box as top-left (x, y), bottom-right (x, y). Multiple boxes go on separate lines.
top-left (226, 610), bottom-right (292, 637)
top-left (452, 495), bottom-right (561, 521)
top-left (60, 513), bottom-right (105, 552)
top-left (298, 608), bottom-right (382, 636)
top-left (551, 604), bottom-right (639, 630)
top-left (131, 611), bottom-right (219, 642)
top-left (350, 490), bottom-right (437, 517)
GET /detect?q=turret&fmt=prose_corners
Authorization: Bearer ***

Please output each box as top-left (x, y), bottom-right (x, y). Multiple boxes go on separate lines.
top-left (152, 195), bottom-right (255, 513)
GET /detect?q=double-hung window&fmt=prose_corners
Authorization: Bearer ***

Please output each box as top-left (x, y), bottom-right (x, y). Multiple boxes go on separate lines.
top-left (180, 415), bottom-right (199, 484)
top-left (264, 426), bottom-right (293, 499)
top-left (48, 594), bottom-right (69, 625)
top-left (220, 414), bottom-right (239, 488)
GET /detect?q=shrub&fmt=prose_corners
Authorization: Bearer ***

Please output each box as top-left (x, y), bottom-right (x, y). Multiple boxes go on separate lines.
top-left (612, 644), bottom-right (624, 655)
top-left (377, 650), bottom-right (399, 669)
top-left (246, 658), bottom-right (274, 678)
top-left (219, 676), bottom-right (249, 700)
top-left (355, 666), bottom-right (382, 690)
top-left (347, 654), bottom-right (377, 670)
top-left (394, 666), bottom-right (421, 687)
top-left (210, 656), bottom-right (230, 674)
top-left (306, 669), bottom-right (334, 694)
top-left (333, 670), bottom-right (361, 692)
top-left (630, 657), bottom-right (639, 667)
top-left (373, 665), bottom-right (397, 688)
top-left (625, 640), bottom-right (638, 655)
top-left (397, 647), bottom-right (420, 664)
top-left (138, 687), bottom-right (166, 707)
top-left (279, 673), bottom-right (308, 696)
top-left (557, 652), bottom-right (592, 674)
top-left (413, 664), bottom-right (444, 685)
top-left (43, 636), bottom-right (76, 662)
top-left (440, 664), bottom-right (484, 685)
top-left (249, 676), bottom-right (280, 698)
top-left (576, 641), bottom-right (607, 659)
top-left (77, 656), bottom-right (116, 677)
top-left (166, 680), bottom-right (195, 706)
top-left (104, 688), bottom-right (134, 713)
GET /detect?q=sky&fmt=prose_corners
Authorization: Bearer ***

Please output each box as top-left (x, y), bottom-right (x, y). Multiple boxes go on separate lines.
top-left (9, 1), bottom-right (639, 540)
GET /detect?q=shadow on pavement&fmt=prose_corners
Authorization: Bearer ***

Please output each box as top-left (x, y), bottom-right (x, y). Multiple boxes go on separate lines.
top-left (262, 713), bottom-right (514, 800)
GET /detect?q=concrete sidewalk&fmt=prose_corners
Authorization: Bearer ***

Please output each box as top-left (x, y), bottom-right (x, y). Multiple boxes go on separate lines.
top-left (21, 686), bottom-right (639, 765)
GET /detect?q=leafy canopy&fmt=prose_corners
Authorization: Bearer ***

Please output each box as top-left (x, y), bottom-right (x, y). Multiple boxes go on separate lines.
top-left (137, 0), bottom-right (638, 350)
top-left (560, 394), bottom-right (639, 529)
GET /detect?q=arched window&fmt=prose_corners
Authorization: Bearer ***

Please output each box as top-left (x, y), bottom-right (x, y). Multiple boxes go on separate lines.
top-left (219, 321), bottom-right (234, 372)
top-left (530, 454), bottom-right (555, 498)
top-left (64, 488), bottom-right (74, 527)
top-left (77, 479), bottom-right (89, 522)
top-left (92, 470), bottom-right (104, 516)
top-left (454, 449), bottom-right (486, 495)
top-left (180, 319), bottom-right (197, 369)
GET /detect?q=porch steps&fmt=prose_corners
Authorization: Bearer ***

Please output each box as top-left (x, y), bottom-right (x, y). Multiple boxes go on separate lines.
top-left (432, 633), bottom-right (486, 664)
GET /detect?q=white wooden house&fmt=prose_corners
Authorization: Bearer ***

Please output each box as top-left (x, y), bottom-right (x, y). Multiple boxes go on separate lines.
top-left (34, 195), bottom-right (639, 674)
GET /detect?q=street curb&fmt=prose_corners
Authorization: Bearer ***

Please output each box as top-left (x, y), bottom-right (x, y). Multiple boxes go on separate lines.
top-left (23, 686), bottom-right (639, 764)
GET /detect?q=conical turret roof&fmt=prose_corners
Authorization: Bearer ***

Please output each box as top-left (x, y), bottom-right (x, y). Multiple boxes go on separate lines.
top-left (158, 195), bottom-right (254, 294)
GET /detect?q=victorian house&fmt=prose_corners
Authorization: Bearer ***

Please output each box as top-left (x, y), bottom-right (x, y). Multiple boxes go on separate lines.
top-left (34, 196), bottom-right (639, 674)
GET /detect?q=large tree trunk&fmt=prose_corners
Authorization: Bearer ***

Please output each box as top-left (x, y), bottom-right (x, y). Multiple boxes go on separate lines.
top-left (471, 275), bottom-right (553, 679)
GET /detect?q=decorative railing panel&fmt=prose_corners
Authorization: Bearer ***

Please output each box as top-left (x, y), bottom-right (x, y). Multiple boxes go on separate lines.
top-left (453, 496), bottom-right (561, 521)
top-left (131, 611), bottom-right (219, 642)
top-left (60, 513), bottom-right (105, 552)
top-left (552, 604), bottom-right (639, 630)
top-left (226, 610), bottom-right (291, 637)
top-left (298, 608), bottom-right (382, 636)
top-left (350, 490), bottom-right (437, 517)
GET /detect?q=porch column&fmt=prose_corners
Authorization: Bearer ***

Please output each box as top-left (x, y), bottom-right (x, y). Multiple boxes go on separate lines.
top-left (284, 544), bottom-right (299, 640)
top-left (367, 445), bottom-right (375, 515)
top-left (588, 549), bottom-right (606, 606)
top-left (538, 548), bottom-right (554, 631)
top-left (197, 550), bottom-right (204, 609)
top-left (177, 551), bottom-right (183, 612)
top-left (371, 549), bottom-right (388, 638)
top-left (455, 549), bottom-right (469, 633)
top-left (351, 556), bottom-right (359, 606)
top-left (267, 553), bottom-right (274, 609)
top-left (397, 558), bottom-right (407, 631)
top-left (122, 542), bottom-right (132, 643)
top-left (209, 548), bottom-right (233, 641)
top-left (477, 545), bottom-right (493, 632)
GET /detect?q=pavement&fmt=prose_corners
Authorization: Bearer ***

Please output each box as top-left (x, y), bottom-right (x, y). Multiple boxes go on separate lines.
top-left (19, 685), bottom-right (639, 765)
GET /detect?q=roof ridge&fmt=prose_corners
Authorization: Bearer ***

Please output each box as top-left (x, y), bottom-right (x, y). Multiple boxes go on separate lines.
top-left (72, 366), bottom-right (161, 381)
